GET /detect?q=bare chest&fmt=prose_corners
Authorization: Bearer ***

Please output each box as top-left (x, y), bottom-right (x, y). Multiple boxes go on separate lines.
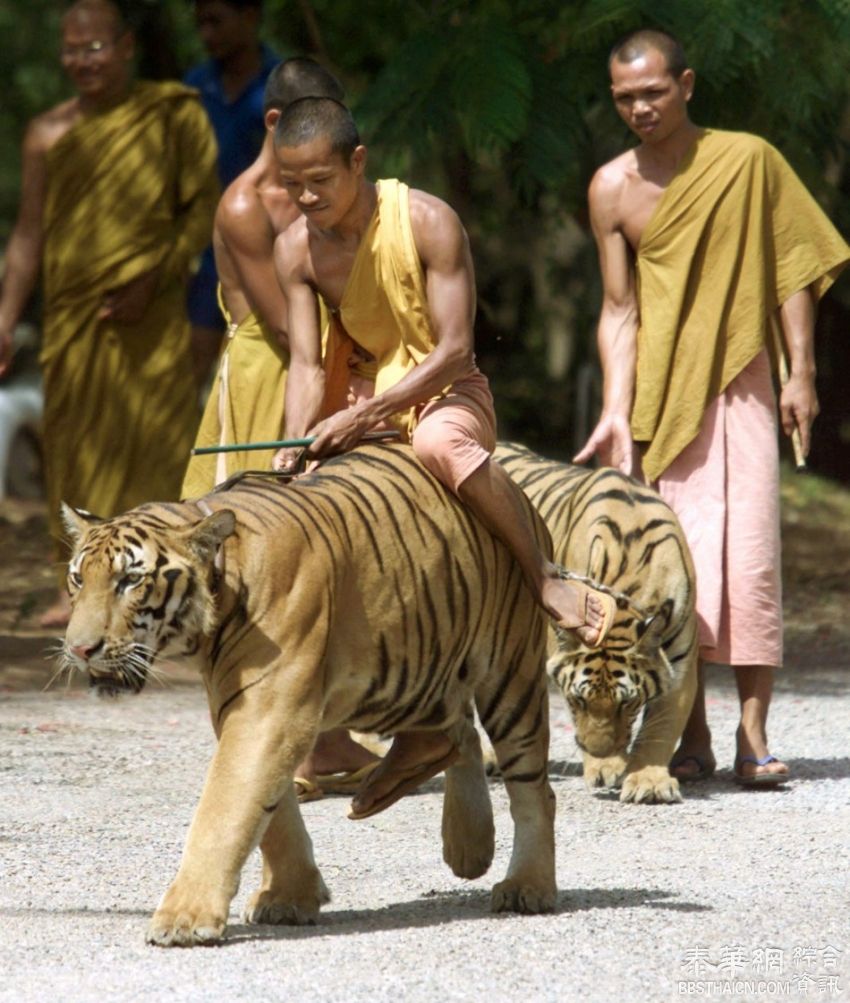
top-left (309, 239), bottom-right (360, 311)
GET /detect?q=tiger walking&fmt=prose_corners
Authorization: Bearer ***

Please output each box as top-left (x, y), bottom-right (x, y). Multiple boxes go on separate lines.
top-left (61, 443), bottom-right (556, 946)
top-left (495, 443), bottom-right (698, 804)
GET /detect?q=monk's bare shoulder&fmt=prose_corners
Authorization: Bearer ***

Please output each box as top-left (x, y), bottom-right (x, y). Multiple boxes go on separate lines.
top-left (216, 176), bottom-right (274, 248)
top-left (407, 187), bottom-right (468, 265)
top-left (26, 98), bottom-right (81, 154)
top-left (273, 214), bottom-right (312, 285)
top-left (588, 150), bottom-right (637, 230)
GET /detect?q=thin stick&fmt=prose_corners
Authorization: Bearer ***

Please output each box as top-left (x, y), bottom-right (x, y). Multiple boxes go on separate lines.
top-left (777, 352), bottom-right (807, 472)
top-left (191, 429), bottom-right (401, 457)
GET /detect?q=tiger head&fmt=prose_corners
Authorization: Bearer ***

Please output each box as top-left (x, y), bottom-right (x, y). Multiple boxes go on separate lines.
top-left (60, 503), bottom-right (235, 696)
top-left (548, 601), bottom-right (673, 758)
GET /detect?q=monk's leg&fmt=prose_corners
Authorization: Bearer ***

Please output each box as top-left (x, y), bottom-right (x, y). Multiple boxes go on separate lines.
top-left (734, 665), bottom-right (788, 779)
top-left (669, 659), bottom-right (716, 780)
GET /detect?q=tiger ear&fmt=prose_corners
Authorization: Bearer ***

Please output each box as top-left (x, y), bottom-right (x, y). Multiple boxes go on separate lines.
top-left (635, 612), bottom-right (666, 652)
top-left (186, 510), bottom-right (236, 563)
top-left (61, 502), bottom-right (103, 543)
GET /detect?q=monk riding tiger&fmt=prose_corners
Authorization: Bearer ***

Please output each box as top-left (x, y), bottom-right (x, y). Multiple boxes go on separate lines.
top-left (269, 97), bottom-right (617, 817)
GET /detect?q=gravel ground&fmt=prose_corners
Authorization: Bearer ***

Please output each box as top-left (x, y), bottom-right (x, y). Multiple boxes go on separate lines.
top-left (0, 664), bottom-right (847, 1003)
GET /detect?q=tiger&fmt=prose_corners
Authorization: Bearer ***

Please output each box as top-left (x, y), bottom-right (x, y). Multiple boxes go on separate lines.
top-left (494, 442), bottom-right (698, 804)
top-left (60, 442), bottom-right (556, 947)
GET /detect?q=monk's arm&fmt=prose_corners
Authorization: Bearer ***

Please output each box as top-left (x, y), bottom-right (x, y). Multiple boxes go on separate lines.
top-left (216, 194), bottom-right (295, 350)
top-left (0, 122), bottom-right (48, 376)
top-left (573, 168), bottom-right (640, 474)
top-left (307, 195), bottom-right (476, 456)
top-left (778, 285), bottom-right (819, 456)
top-left (272, 228), bottom-right (324, 469)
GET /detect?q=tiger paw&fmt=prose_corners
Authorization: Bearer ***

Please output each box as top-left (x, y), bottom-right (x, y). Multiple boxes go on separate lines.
top-left (582, 753), bottom-right (628, 790)
top-left (620, 766), bottom-right (682, 804)
top-left (491, 875), bottom-right (556, 915)
top-left (245, 873), bottom-right (330, 927)
top-left (146, 906), bottom-right (226, 947)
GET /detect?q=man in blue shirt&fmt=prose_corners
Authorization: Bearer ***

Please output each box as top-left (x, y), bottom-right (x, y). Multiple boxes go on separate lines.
top-left (185, 0), bottom-right (279, 387)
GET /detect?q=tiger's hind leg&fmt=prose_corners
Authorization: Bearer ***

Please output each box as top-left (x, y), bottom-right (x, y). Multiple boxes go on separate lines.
top-left (245, 786), bottom-right (331, 927)
top-left (476, 643), bottom-right (556, 914)
top-left (441, 710), bottom-right (495, 880)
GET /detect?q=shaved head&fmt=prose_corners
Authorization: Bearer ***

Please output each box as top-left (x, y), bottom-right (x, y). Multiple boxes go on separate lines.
top-left (63, 0), bottom-right (128, 35)
top-left (275, 97), bottom-right (359, 161)
top-left (609, 29), bottom-right (688, 79)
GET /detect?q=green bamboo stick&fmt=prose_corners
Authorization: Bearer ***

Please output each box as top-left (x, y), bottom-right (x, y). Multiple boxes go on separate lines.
top-left (191, 430), bottom-right (400, 456)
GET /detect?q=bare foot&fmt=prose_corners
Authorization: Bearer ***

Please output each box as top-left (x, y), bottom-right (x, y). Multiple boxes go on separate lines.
top-left (349, 731), bottom-right (457, 819)
top-left (541, 575), bottom-right (610, 646)
top-left (40, 592), bottom-right (71, 630)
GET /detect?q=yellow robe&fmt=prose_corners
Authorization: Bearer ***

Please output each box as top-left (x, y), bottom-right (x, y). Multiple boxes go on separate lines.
top-left (40, 81), bottom-right (218, 563)
top-left (323, 179), bottom-right (440, 438)
top-left (181, 296), bottom-right (289, 498)
top-left (632, 129), bottom-right (850, 481)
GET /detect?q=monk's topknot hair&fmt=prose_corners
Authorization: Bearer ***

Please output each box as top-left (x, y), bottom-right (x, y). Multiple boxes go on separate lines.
top-left (609, 28), bottom-right (689, 79)
top-left (263, 57), bottom-right (345, 115)
top-left (274, 97), bottom-right (360, 161)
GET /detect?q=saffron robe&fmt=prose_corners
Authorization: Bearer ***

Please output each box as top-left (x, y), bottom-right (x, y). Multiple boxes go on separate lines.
top-left (323, 179), bottom-right (446, 439)
top-left (181, 295), bottom-right (289, 498)
top-left (633, 129), bottom-right (850, 481)
top-left (40, 81), bottom-right (218, 562)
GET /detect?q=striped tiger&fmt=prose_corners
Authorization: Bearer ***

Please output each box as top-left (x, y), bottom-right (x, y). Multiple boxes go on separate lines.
top-left (494, 442), bottom-right (698, 804)
top-left (60, 442), bottom-right (556, 947)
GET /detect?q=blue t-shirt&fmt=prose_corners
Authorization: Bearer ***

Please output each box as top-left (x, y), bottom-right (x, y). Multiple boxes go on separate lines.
top-left (184, 44), bottom-right (279, 188)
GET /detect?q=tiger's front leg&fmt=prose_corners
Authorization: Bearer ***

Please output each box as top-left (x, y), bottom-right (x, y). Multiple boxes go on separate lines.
top-left (146, 707), bottom-right (320, 947)
top-left (620, 652), bottom-right (698, 804)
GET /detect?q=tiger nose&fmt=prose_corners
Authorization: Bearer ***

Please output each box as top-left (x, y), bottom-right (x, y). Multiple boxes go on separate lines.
top-left (70, 642), bottom-right (99, 661)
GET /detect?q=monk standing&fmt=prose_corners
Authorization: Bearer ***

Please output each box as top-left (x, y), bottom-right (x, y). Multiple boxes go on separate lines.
top-left (182, 57), bottom-right (346, 497)
top-left (0, 0), bottom-right (219, 627)
top-left (575, 29), bottom-right (850, 785)
top-left (271, 98), bottom-right (616, 818)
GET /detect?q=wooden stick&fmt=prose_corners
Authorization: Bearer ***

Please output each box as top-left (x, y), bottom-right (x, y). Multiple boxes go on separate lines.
top-left (191, 429), bottom-right (401, 456)
top-left (777, 351), bottom-right (807, 472)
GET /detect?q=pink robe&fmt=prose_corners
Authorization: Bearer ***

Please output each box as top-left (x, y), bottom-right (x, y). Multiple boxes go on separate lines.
top-left (654, 349), bottom-right (782, 667)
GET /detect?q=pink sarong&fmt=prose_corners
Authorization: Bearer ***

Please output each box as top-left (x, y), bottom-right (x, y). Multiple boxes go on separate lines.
top-left (654, 349), bottom-right (782, 667)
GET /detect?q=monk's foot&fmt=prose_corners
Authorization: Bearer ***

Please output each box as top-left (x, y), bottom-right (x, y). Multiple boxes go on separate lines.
top-left (348, 731), bottom-right (458, 820)
top-left (40, 592), bottom-right (71, 630)
top-left (541, 573), bottom-right (615, 647)
top-left (670, 745), bottom-right (716, 782)
top-left (734, 724), bottom-right (789, 783)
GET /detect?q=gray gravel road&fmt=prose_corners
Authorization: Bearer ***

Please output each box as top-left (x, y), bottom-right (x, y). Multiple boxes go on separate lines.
top-left (1, 664), bottom-right (847, 1003)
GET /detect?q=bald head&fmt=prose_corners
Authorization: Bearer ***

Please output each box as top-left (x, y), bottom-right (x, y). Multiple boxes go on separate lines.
top-left (609, 29), bottom-right (688, 79)
top-left (274, 97), bottom-right (360, 161)
top-left (263, 58), bottom-right (345, 115)
top-left (63, 0), bottom-right (128, 36)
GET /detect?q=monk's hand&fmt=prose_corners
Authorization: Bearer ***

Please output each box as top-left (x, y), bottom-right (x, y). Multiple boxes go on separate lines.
top-left (779, 371), bottom-right (819, 457)
top-left (99, 266), bottom-right (161, 324)
top-left (573, 413), bottom-right (636, 476)
top-left (307, 407), bottom-right (372, 458)
top-left (272, 447), bottom-right (306, 473)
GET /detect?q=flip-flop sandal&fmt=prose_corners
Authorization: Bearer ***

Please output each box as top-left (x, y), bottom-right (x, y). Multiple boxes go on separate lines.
top-left (347, 749), bottom-right (459, 821)
top-left (733, 754), bottom-right (790, 788)
top-left (669, 754), bottom-right (716, 782)
top-left (293, 776), bottom-right (324, 803)
top-left (314, 761), bottom-right (380, 794)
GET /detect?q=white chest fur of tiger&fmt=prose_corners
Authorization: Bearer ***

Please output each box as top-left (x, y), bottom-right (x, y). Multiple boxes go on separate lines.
top-left (494, 442), bottom-right (698, 804)
top-left (61, 442), bottom-right (556, 947)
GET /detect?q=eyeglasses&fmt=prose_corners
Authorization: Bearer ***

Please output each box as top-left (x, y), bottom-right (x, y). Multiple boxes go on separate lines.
top-left (60, 39), bottom-right (114, 62)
